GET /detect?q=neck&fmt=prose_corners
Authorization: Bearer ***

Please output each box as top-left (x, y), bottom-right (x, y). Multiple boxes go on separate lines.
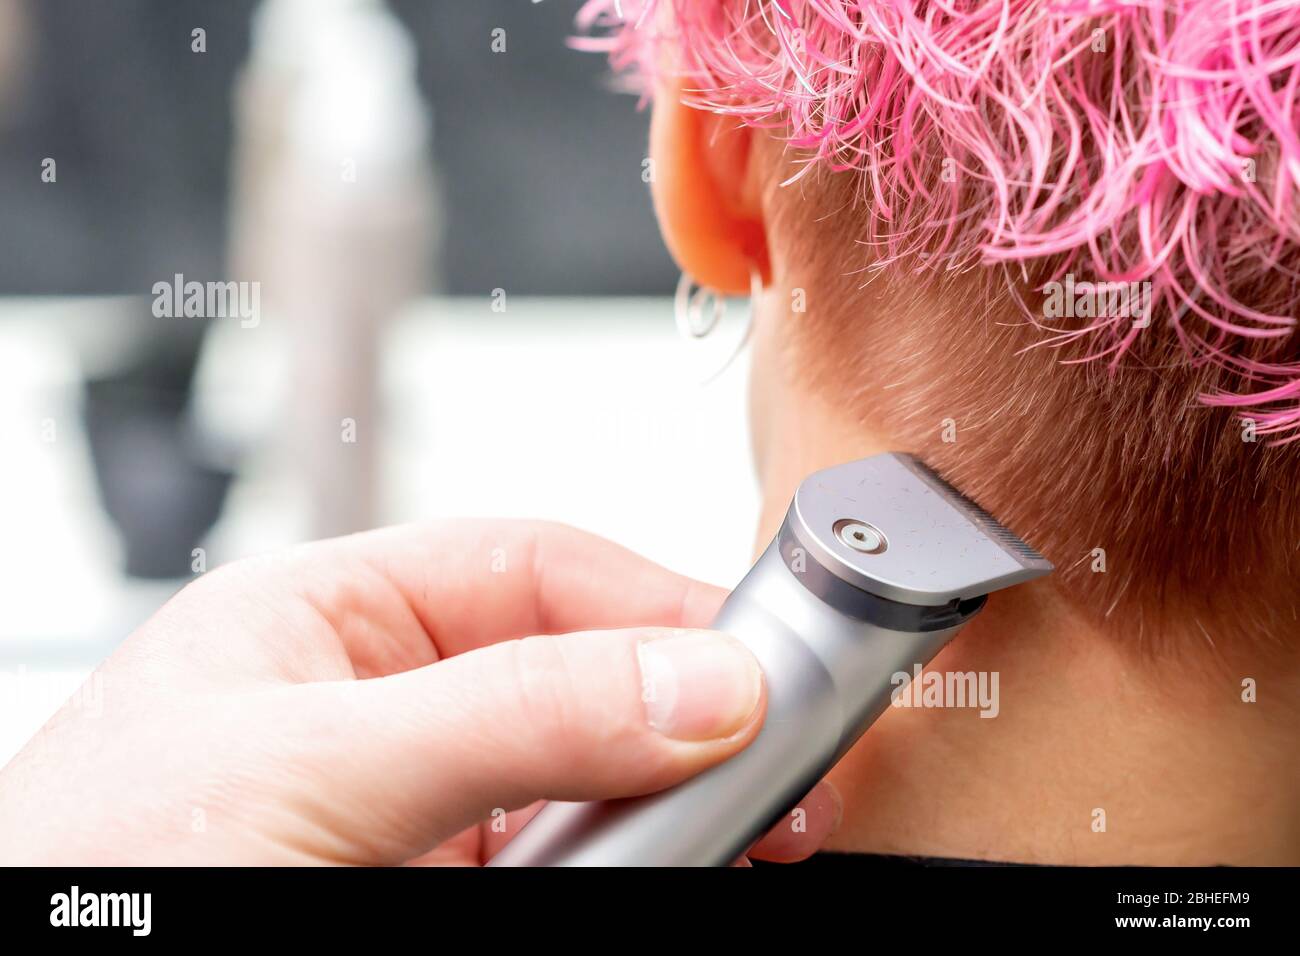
top-left (752, 377), bottom-right (1300, 865)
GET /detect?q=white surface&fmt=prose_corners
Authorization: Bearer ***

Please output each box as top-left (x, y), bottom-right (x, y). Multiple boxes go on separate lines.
top-left (0, 295), bottom-right (760, 764)
top-left (381, 298), bottom-right (759, 583)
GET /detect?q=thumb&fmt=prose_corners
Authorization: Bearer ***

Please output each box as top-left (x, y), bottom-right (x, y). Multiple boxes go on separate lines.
top-left (297, 627), bottom-right (766, 857)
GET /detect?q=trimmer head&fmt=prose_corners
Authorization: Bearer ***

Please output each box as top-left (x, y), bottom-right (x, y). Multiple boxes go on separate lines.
top-left (786, 452), bottom-right (1053, 607)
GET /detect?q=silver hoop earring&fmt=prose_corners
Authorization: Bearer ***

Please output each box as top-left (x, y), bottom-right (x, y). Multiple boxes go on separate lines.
top-left (673, 267), bottom-right (762, 384)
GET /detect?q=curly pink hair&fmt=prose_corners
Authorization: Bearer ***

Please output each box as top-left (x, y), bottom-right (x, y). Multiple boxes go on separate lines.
top-left (577, 0), bottom-right (1300, 442)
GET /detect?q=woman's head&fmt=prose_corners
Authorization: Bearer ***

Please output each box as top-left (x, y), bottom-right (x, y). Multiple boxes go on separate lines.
top-left (583, 0), bottom-right (1300, 655)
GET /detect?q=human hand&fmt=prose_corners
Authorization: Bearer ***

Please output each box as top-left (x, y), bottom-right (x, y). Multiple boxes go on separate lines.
top-left (0, 521), bottom-right (839, 865)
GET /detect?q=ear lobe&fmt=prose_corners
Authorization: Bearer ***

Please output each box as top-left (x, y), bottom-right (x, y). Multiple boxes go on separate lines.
top-left (649, 81), bottom-right (771, 295)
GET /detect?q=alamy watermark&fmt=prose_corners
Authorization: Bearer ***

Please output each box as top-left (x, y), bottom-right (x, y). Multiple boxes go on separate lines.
top-left (1043, 273), bottom-right (1152, 327)
top-left (891, 664), bottom-right (1000, 718)
top-left (0, 667), bottom-right (104, 722)
top-left (50, 886), bottom-right (151, 936)
top-left (152, 273), bottom-right (260, 328)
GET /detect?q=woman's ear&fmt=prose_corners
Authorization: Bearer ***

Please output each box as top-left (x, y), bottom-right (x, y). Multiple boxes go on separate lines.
top-left (649, 79), bottom-right (771, 294)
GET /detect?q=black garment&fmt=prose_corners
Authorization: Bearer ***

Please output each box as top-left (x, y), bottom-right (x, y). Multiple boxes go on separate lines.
top-left (758, 851), bottom-right (1035, 867)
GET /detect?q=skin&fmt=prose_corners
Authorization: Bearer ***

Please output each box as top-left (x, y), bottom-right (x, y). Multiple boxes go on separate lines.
top-left (650, 78), bottom-right (1300, 865)
top-left (0, 521), bottom-right (840, 865)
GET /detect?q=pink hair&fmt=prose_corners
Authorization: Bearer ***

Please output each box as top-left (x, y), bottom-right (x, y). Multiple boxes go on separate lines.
top-left (576, 0), bottom-right (1300, 441)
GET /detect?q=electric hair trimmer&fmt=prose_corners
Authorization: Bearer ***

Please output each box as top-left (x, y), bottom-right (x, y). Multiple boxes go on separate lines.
top-left (489, 452), bottom-right (1052, 867)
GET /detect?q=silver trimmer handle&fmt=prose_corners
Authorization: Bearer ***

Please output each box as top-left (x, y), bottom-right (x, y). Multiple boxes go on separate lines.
top-left (488, 453), bottom-right (1051, 866)
top-left (488, 540), bottom-right (961, 866)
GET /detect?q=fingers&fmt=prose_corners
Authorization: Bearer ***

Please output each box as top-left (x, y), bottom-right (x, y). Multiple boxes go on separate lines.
top-left (747, 780), bottom-right (843, 863)
top-left (229, 519), bottom-right (729, 670)
top-left (346, 520), bottom-right (728, 651)
top-left (295, 626), bottom-right (766, 860)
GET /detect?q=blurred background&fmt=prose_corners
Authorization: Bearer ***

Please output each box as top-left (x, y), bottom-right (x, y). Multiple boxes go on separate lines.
top-left (0, 0), bottom-right (759, 761)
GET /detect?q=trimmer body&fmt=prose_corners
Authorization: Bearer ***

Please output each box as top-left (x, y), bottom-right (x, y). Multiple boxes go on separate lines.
top-left (489, 453), bottom-right (1052, 866)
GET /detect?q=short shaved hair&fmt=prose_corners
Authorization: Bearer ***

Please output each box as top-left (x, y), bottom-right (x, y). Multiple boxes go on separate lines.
top-left (584, 0), bottom-right (1300, 655)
